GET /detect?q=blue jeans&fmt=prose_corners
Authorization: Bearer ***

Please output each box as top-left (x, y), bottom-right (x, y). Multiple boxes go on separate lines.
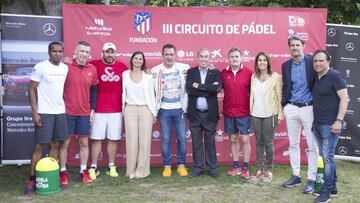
top-left (159, 108), bottom-right (186, 167)
top-left (313, 123), bottom-right (339, 194)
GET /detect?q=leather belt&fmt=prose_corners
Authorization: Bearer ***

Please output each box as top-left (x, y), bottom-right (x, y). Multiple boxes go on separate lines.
top-left (289, 101), bottom-right (313, 107)
top-left (196, 109), bottom-right (208, 113)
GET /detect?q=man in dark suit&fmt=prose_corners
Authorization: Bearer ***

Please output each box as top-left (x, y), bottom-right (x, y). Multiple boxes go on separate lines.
top-left (281, 35), bottom-right (319, 194)
top-left (186, 48), bottom-right (222, 179)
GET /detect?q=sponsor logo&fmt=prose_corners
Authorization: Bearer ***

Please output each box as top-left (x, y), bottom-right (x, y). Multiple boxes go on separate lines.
top-left (242, 49), bottom-right (254, 62)
top-left (94, 18), bottom-right (104, 26)
top-left (134, 12), bottom-right (152, 35)
top-left (43, 23), bottom-right (56, 36)
top-left (152, 130), bottom-right (160, 139)
top-left (288, 16), bottom-right (306, 27)
top-left (101, 67), bottom-right (120, 82)
top-left (346, 42), bottom-right (354, 51)
top-left (177, 50), bottom-right (194, 58)
top-left (211, 49), bottom-right (222, 58)
top-left (346, 69), bottom-right (350, 77)
top-left (5, 21), bottom-right (26, 28)
top-left (327, 28), bottom-right (336, 37)
top-left (338, 146), bottom-right (347, 155)
top-left (85, 18), bottom-right (113, 37)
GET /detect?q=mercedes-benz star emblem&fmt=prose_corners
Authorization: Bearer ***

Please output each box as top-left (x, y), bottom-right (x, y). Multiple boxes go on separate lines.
top-left (338, 146), bottom-right (347, 155)
top-left (346, 43), bottom-right (354, 51)
top-left (327, 28), bottom-right (336, 37)
top-left (43, 23), bottom-right (56, 36)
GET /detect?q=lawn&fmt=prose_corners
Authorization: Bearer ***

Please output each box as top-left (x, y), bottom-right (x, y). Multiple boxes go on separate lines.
top-left (0, 161), bottom-right (359, 202)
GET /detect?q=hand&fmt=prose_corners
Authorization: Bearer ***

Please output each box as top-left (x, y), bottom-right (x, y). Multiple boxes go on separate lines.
top-left (32, 112), bottom-right (41, 127)
top-left (212, 81), bottom-right (219, 85)
top-left (63, 57), bottom-right (72, 64)
top-left (153, 116), bottom-right (157, 124)
top-left (330, 121), bottom-right (342, 134)
top-left (193, 82), bottom-right (199, 88)
top-left (90, 110), bottom-right (95, 125)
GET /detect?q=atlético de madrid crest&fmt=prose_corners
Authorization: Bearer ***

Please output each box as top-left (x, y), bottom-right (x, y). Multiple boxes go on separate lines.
top-left (134, 12), bottom-right (152, 35)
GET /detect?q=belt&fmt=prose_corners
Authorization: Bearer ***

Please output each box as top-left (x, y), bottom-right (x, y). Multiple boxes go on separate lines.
top-left (289, 101), bottom-right (313, 107)
top-left (196, 109), bottom-right (208, 113)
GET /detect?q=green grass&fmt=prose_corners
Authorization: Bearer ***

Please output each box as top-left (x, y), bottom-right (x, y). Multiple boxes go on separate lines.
top-left (0, 161), bottom-right (359, 202)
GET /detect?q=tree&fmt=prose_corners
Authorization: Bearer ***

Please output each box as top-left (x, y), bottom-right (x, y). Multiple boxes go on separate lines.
top-left (0, 0), bottom-right (359, 24)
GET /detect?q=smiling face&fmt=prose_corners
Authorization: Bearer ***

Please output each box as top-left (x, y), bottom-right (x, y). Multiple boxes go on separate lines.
top-left (132, 53), bottom-right (144, 70)
top-left (75, 44), bottom-right (91, 65)
top-left (313, 52), bottom-right (330, 76)
top-left (198, 49), bottom-right (210, 68)
top-left (102, 48), bottom-right (116, 64)
top-left (48, 44), bottom-right (63, 65)
top-left (228, 50), bottom-right (243, 69)
top-left (257, 54), bottom-right (268, 72)
top-left (162, 47), bottom-right (176, 68)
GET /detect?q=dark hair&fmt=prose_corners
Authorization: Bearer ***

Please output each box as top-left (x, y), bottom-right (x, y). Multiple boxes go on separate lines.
top-left (162, 44), bottom-right (176, 55)
top-left (313, 49), bottom-right (331, 61)
top-left (130, 51), bottom-right (147, 71)
top-left (228, 47), bottom-right (241, 57)
top-left (77, 40), bottom-right (91, 47)
top-left (254, 52), bottom-right (273, 77)
top-left (288, 35), bottom-right (305, 46)
top-left (48, 41), bottom-right (63, 52)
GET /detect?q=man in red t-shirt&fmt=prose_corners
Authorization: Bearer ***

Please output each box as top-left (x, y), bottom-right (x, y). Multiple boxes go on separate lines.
top-left (60, 41), bottom-right (98, 184)
top-left (88, 42), bottom-right (128, 180)
top-left (221, 47), bottom-right (253, 179)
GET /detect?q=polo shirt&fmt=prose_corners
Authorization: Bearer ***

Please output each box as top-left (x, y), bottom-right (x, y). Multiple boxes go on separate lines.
top-left (221, 65), bottom-right (252, 117)
top-left (64, 59), bottom-right (98, 116)
top-left (313, 68), bottom-right (347, 125)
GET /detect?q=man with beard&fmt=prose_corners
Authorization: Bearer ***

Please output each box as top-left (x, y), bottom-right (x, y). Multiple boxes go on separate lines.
top-left (88, 42), bottom-right (128, 180)
top-left (281, 35), bottom-right (318, 194)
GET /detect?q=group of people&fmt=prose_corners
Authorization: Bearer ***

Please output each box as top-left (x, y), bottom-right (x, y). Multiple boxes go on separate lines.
top-left (25, 35), bottom-right (348, 203)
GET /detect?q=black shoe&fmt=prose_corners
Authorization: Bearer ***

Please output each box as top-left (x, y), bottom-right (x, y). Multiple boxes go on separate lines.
top-left (314, 192), bottom-right (331, 203)
top-left (208, 170), bottom-right (219, 179)
top-left (283, 175), bottom-right (301, 188)
top-left (303, 180), bottom-right (316, 194)
top-left (314, 188), bottom-right (338, 198)
top-left (189, 170), bottom-right (204, 178)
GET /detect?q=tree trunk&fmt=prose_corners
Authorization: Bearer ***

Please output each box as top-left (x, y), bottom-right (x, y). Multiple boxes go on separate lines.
top-left (42, 0), bottom-right (63, 16)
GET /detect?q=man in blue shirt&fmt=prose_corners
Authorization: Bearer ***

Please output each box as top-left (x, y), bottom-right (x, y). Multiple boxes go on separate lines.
top-left (281, 35), bottom-right (319, 194)
top-left (311, 50), bottom-right (348, 203)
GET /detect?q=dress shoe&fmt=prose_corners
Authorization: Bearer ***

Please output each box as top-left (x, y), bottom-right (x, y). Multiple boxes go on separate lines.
top-left (283, 175), bottom-right (301, 188)
top-left (189, 170), bottom-right (203, 178)
top-left (303, 180), bottom-right (316, 194)
top-left (208, 170), bottom-right (220, 179)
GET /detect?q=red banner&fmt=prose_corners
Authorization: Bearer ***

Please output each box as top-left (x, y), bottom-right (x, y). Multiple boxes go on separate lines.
top-left (63, 4), bottom-right (327, 166)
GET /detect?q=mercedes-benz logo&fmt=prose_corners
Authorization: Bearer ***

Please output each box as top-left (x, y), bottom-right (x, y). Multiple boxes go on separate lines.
top-left (338, 146), bottom-right (347, 155)
top-left (43, 23), bottom-right (56, 36)
top-left (346, 43), bottom-right (354, 51)
top-left (327, 28), bottom-right (336, 37)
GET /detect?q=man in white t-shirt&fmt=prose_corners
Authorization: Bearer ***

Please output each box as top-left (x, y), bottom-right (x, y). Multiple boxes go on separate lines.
top-left (152, 44), bottom-right (189, 177)
top-left (25, 42), bottom-right (69, 195)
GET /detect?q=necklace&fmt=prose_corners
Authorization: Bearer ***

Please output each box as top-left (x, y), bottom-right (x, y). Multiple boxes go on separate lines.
top-left (259, 74), bottom-right (268, 82)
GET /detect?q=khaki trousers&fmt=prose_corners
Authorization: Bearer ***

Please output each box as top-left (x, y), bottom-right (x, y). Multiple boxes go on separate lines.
top-left (124, 105), bottom-right (153, 179)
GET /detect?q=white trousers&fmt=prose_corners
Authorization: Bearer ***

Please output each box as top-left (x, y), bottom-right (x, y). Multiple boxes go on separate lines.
top-left (284, 104), bottom-right (318, 180)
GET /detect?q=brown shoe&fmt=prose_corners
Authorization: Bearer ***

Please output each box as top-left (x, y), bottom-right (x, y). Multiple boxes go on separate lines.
top-left (262, 169), bottom-right (273, 183)
top-left (250, 169), bottom-right (263, 181)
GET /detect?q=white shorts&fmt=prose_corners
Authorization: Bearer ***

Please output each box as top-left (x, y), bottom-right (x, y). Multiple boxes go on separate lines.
top-left (90, 113), bottom-right (122, 140)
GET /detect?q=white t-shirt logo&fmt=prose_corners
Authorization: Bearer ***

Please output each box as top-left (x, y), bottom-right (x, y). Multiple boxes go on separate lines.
top-left (101, 67), bottom-right (120, 82)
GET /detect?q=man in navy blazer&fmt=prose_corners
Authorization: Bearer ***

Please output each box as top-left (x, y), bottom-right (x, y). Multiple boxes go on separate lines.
top-left (186, 48), bottom-right (221, 179)
top-left (281, 35), bottom-right (319, 194)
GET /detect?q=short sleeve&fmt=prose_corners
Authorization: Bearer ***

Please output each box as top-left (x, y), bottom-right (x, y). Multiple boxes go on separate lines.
top-left (30, 63), bottom-right (42, 82)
